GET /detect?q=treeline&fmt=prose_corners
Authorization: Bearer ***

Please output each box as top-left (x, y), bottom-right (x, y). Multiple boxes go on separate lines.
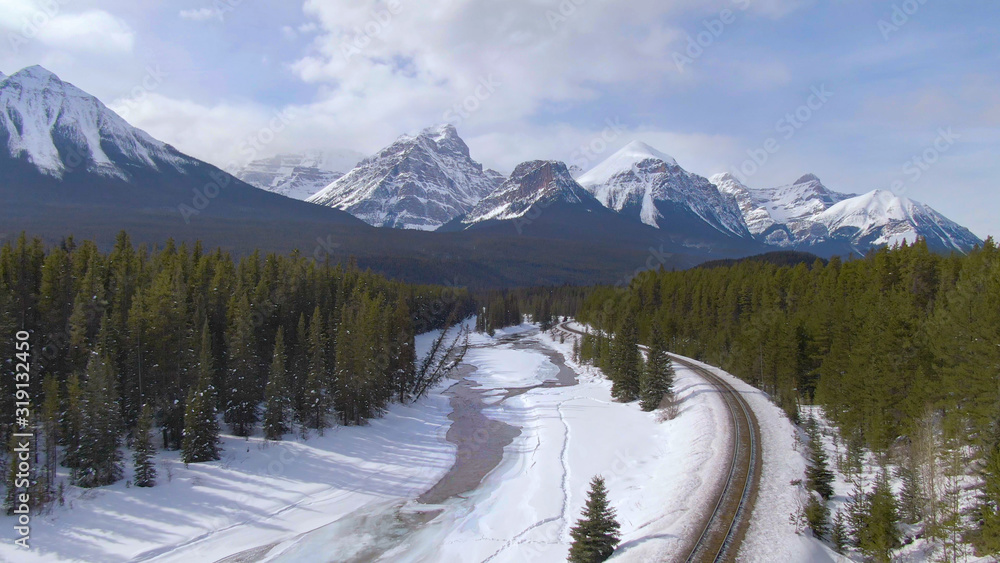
top-left (473, 286), bottom-right (587, 334)
top-left (577, 239), bottom-right (1000, 558)
top-left (0, 232), bottom-right (471, 508)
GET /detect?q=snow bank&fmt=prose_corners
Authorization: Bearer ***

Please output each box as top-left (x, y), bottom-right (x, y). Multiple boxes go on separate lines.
top-left (0, 362), bottom-right (457, 563)
top-left (389, 327), bottom-right (732, 562)
top-left (672, 356), bottom-right (840, 562)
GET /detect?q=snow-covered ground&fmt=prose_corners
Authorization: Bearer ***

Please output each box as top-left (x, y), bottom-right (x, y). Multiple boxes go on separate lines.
top-left (804, 406), bottom-right (989, 563)
top-left (2, 320), bottom-right (836, 562)
top-left (673, 356), bottom-right (841, 562)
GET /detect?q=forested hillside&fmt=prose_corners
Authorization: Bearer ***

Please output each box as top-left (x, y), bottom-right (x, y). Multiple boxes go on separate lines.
top-left (577, 239), bottom-right (1000, 557)
top-left (0, 232), bottom-right (472, 510)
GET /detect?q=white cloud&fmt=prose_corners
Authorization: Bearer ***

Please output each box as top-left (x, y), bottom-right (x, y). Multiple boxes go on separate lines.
top-left (0, 0), bottom-right (134, 54)
top-left (178, 8), bottom-right (221, 22)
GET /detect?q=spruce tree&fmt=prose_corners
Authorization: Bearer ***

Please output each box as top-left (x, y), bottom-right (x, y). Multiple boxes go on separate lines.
top-left (639, 328), bottom-right (674, 411)
top-left (610, 315), bottom-right (640, 402)
top-left (568, 476), bottom-right (621, 562)
top-left (303, 307), bottom-right (329, 431)
top-left (40, 374), bottom-right (60, 498)
top-left (75, 352), bottom-right (124, 488)
top-left (805, 418), bottom-right (835, 499)
top-left (225, 294), bottom-right (259, 436)
top-left (133, 404), bottom-right (157, 487)
top-left (851, 473), bottom-right (900, 563)
top-left (830, 509), bottom-right (848, 554)
top-left (182, 324), bottom-right (221, 463)
top-left (974, 441), bottom-right (1000, 555)
top-left (263, 328), bottom-right (292, 440)
top-left (62, 373), bottom-right (83, 469)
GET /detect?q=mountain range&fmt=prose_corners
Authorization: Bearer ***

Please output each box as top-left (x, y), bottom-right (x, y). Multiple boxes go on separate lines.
top-left (0, 65), bottom-right (984, 287)
top-left (234, 150), bottom-right (364, 200)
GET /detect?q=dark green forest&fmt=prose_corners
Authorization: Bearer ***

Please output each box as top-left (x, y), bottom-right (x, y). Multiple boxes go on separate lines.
top-left (575, 239), bottom-right (1000, 557)
top-left (0, 232), bottom-right (472, 508)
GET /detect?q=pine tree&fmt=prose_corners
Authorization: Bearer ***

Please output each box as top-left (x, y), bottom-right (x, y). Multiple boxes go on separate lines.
top-left (639, 328), bottom-right (674, 411)
top-left (610, 315), bottom-right (641, 402)
top-left (896, 458), bottom-right (922, 525)
top-left (805, 418), bottom-right (835, 499)
top-left (303, 307), bottom-right (329, 431)
top-left (974, 441), bottom-right (1000, 556)
top-left (225, 294), bottom-right (259, 437)
top-left (62, 373), bottom-right (83, 469)
top-left (133, 404), bottom-right (157, 487)
top-left (830, 508), bottom-right (848, 554)
top-left (74, 352), bottom-right (124, 488)
top-left (568, 476), bottom-right (621, 562)
top-left (182, 324), bottom-right (221, 463)
top-left (851, 473), bottom-right (900, 563)
top-left (804, 493), bottom-right (830, 539)
top-left (263, 328), bottom-right (292, 440)
top-left (40, 374), bottom-right (60, 499)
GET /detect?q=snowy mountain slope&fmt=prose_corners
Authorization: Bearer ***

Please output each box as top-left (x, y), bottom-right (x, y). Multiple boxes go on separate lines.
top-left (307, 124), bottom-right (498, 230)
top-left (578, 141), bottom-right (751, 239)
top-left (711, 172), bottom-right (981, 253)
top-left (458, 160), bottom-right (600, 224)
top-left (814, 189), bottom-right (982, 252)
top-left (235, 150), bottom-right (363, 200)
top-left (0, 65), bottom-right (187, 180)
top-left (711, 172), bottom-right (784, 241)
top-left (0, 65), bottom-right (364, 250)
top-left (748, 173), bottom-right (855, 224)
top-left (485, 167), bottom-right (507, 188)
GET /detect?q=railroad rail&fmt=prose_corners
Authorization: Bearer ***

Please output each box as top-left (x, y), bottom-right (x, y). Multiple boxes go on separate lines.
top-left (555, 323), bottom-right (760, 562)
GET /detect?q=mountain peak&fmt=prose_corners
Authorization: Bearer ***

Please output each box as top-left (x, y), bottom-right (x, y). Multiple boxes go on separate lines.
top-left (308, 124), bottom-right (496, 229)
top-left (457, 159), bottom-right (595, 225)
top-left (578, 141), bottom-right (679, 188)
top-left (794, 173), bottom-right (822, 185)
top-left (619, 140), bottom-right (678, 165)
top-left (710, 172), bottom-right (745, 187)
top-left (0, 64), bottom-right (182, 178)
top-left (422, 123), bottom-right (459, 140)
top-left (9, 65), bottom-right (63, 87)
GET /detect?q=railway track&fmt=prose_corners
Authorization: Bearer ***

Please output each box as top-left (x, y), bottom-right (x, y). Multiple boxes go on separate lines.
top-left (555, 323), bottom-right (760, 562)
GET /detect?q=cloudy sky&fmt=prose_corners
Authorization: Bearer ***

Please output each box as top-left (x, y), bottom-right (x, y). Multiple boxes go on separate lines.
top-left (1, 0), bottom-right (997, 237)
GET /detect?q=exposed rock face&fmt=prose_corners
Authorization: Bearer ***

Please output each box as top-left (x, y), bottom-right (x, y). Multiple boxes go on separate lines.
top-left (308, 124), bottom-right (497, 230)
top-left (459, 160), bottom-right (600, 225)
top-left (578, 141), bottom-right (750, 239)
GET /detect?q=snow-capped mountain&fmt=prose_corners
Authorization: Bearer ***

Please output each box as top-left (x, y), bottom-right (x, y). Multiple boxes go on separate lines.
top-left (578, 141), bottom-right (751, 241)
top-left (0, 65), bottom-right (187, 179)
top-left (0, 65), bottom-right (362, 247)
top-left (235, 150), bottom-right (363, 200)
top-left (711, 173), bottom-right (981, 253)
top-left (712, 173), bottom-right (854, 247)
top-left (813, 189), bottom-right (982, 252)
top-left (457, 160), bottom-right (601, 225)
top-left (308, 124), bottom-right (498, 230)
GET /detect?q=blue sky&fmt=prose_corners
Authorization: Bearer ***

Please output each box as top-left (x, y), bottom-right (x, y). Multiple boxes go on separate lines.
top-left (1, 0), bottom-right (997, 237)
